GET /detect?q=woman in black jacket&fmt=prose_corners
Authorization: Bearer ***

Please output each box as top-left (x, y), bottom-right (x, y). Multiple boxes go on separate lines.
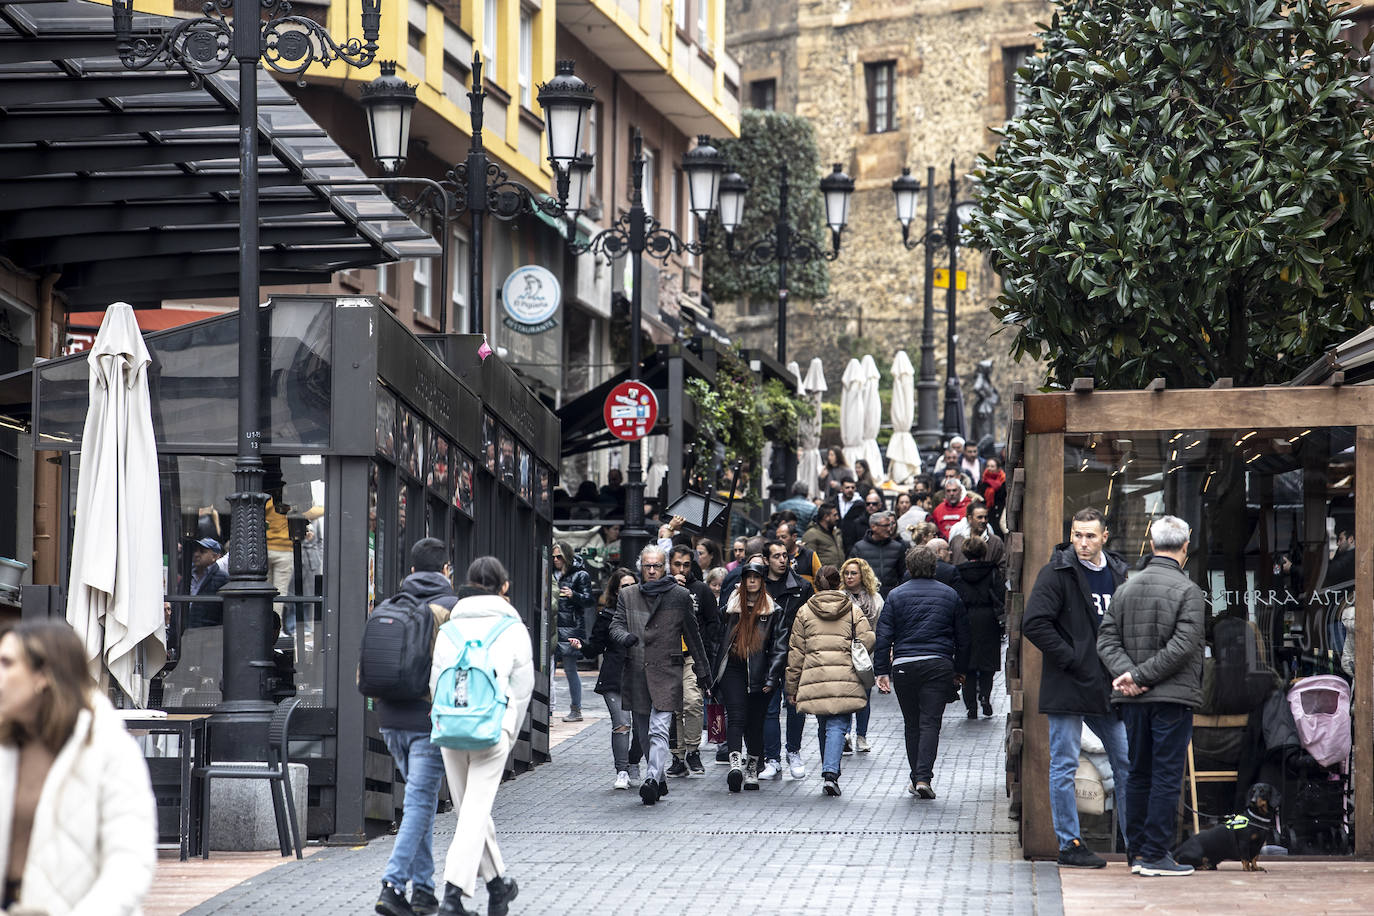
top-left (554, 541), bottom-right (596, 722)
top-left (952, 536), bottom-right (1005, 720)
top-left (580, 567), bottom-right (644, 789)
top-left (712, 562), bottom-right (790, 793)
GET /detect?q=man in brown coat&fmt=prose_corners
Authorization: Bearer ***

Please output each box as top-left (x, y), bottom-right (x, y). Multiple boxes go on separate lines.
top-left (610, 545), bottom-right (712, 805)
top-left (784, 567), bottom-right (875, 797)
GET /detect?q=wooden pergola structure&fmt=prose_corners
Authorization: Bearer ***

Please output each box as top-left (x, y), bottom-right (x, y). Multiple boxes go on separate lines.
top-left (1004, 382), bottom-right (1374, 859)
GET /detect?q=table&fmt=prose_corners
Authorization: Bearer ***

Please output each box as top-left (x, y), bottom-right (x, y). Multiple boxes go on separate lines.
top-left (123, 714), bottom-right (211, 860)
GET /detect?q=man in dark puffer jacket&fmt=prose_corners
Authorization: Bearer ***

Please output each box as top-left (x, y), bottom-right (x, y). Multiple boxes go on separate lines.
top-left (850, 511), bottom-right (907, 596)
top-left (1098, 515), bottom-right (1204, 878)
top-left (874, 545), bottom-right (969, 799)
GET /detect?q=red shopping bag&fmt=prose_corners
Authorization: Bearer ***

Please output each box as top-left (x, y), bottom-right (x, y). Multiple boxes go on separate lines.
top-left (706, 702), bottom-right (727, 745)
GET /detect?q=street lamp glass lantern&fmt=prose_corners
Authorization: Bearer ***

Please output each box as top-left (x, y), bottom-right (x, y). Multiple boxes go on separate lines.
top-left (537, 60), bottom-right (596, 171)
top-left (360, 61), bottom-right (418, 174)
top-left (820, 163), bottom-right (855, 234)
top-left (717, 172), bottom-right (749, 234)
top-left (566, 152), bottom-right (595, 218)
top-left (683, 135), bottom-right (726, 221)
top-left (892, 167), bottom-right (921, 228)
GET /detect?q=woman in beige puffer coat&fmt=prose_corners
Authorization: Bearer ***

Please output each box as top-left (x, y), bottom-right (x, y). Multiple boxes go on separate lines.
top-left (784, 566), bottom-right (875, 797)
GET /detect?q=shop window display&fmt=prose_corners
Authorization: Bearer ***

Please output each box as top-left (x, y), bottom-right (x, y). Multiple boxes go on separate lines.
top-left (1064, 426), bottom-right (1355, 854)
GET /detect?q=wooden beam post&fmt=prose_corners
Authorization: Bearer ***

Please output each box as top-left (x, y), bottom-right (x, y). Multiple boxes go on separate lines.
top-left (1019, 432), bottom-right (1064, 859)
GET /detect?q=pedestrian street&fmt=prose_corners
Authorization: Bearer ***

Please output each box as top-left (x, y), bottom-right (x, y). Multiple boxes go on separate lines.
top-left (186, 678), bottom-right (1062, 914)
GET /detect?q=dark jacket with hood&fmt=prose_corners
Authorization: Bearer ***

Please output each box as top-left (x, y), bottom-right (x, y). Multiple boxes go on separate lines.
top-left (1022, 543), bottom-right (1127, 716)
top-left (953, 560), bottom-right (1006, 673)
top-left (712, 586), bottom-right (791, 693)
top-left (376, 570), bottom-right (459, 732)
top-left (556, 554), bottom-right (596, 647)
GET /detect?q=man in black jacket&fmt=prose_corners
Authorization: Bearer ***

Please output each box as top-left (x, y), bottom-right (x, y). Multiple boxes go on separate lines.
top-left (761, 540), bottom-right (813, 781)
top-left (375, 538), bottom-right (457, 916)
top-left (554, 542), bottom-right (596, 722)
top-left (842, 488), bottom-right (885, 553)
top-left (666, 545), bottom-right (721, 777)
top-left (1022, 507), bottom-right (1131, 870)
top-left (850, 511), bottom-right (906, 596)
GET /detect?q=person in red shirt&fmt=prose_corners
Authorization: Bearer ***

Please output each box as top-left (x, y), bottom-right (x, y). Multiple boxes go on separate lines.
top-left (978, 458), bottom-right (1008, 537)
top-left (931, 478), bottom-right (971, 539)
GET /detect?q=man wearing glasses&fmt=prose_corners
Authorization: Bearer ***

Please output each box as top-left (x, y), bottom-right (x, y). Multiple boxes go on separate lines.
top-left (843, 491), bottom-right (887, 554)
top-left (610, 546), bottom-right (712, 805)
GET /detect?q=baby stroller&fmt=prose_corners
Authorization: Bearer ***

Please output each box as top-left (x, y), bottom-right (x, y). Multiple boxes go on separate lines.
top-left (1281, 675), bottom-right (1352, 854)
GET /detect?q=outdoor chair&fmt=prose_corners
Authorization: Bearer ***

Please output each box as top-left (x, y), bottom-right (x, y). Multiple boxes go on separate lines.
top-left (194, 696), bottom-right (303, 859)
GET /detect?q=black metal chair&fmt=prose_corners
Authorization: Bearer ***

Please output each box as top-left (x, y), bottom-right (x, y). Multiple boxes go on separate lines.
top-left (194, 696), bottom-right (303, 859)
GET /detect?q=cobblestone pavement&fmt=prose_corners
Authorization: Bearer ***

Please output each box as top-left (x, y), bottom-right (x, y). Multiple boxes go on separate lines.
top-left (189, 676), bottom-right (1060, 915)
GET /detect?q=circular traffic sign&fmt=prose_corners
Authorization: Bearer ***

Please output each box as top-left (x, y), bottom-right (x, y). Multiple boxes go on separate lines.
top-left (603, 380), bottom-right (659, 441)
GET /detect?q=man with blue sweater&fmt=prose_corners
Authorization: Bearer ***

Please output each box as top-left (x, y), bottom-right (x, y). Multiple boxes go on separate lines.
top-left (873, 545), bottom-right (969, 799)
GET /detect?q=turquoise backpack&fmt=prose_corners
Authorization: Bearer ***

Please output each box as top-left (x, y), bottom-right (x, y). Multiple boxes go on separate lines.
top-left (431, 616), bottom-right (518, 750)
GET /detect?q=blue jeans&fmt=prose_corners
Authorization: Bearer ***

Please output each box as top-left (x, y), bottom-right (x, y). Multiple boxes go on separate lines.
top-left (380, 728), bottom-right (445, 895)
top-left (816, 714), bottom-right (849, 777)
top-left (1121, 703), bottom-right (1193, 861)
top-left (1047, 712), bottom-right (1132, 851)
top-left (853, 687), bottom-right (873, 738)
top-left (763, 688), bottom-right (806, 761)
top-left (559, 644), bottom-right (583, 710)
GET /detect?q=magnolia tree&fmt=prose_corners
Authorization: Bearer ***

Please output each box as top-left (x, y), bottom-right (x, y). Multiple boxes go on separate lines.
top-left (969, 0), bottom-right (1374, 389)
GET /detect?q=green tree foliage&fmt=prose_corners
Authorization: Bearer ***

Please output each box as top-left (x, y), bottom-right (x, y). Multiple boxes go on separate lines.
top-left (685, 347), bottom-right (809, 496)
top-left (969, 0), bottom-right (1374, 389)
top-left (704, 110), bottom-right (830, 304)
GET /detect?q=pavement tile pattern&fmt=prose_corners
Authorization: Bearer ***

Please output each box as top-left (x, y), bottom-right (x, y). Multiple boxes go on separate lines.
top-left (188, 676), bottom-right (1061, 915)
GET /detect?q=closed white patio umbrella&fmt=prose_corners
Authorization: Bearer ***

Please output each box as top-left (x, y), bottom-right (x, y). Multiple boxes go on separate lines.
top-left (887, 350), bottom-right (921, 485)
top-left (839, 358), bottom-right (864, 468)
top-left (798, 358), bottom-right (827, 498)
top-left (859, 354), bottom-right (886, 484)
top-left (67, 302), bottom-right (166, 707)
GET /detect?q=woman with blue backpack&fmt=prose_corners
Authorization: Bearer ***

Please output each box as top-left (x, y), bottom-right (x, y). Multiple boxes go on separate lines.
top-left (429, 557), bottom-right (533, 916)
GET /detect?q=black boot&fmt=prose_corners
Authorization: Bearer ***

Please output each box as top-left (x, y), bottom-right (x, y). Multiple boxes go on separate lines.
top-left (436, 883), bottom-right (472, 916)
top-left (487, 875), bottom-right (519, 916)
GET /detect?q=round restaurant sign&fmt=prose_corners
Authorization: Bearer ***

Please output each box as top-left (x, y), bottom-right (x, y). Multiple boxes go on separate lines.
top-left (501, 264), bottom-right (561, 333)
top-left (603, 380), bottom-right (659, 441)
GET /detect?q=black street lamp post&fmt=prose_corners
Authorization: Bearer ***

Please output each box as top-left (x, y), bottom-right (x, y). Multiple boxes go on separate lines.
top-left (565, 129), bottom-right (725, 564)
top-left (111, 0), bottom-right (382, 758)
top-left (893, 160), bottom-right (974, 445)
top-left (715, 163), bottom-right (854, 365)
top-left (356, 54), bottom-right (594, 336)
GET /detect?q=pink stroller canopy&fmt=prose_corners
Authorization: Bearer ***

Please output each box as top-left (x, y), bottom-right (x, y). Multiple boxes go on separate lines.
top-left (1288, 675), bottom-right (1352, 769)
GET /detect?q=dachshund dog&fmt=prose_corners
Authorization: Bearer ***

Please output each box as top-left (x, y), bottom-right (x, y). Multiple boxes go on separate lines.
top-left (1172, 783), bottom-right (1280, 872)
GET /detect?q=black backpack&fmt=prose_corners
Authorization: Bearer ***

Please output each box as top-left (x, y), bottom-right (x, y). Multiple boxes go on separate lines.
top-left (358, 591), bottom-right (453, 701)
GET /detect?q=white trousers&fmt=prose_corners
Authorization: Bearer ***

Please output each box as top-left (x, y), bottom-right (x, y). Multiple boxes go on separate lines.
top-left (439, 738), bottom-right (509, 897)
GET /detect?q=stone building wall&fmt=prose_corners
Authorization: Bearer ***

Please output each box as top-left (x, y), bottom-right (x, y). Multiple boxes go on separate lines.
top-left (724, 0), bottom-right (1053, 444)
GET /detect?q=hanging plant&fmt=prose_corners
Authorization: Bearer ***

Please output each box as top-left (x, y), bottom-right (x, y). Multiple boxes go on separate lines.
top-left (685, 347), bottom-right (808, 498)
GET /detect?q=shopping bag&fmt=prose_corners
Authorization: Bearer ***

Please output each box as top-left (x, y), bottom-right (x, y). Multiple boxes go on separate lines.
top-left (706, 701), bottom-right (727, 745)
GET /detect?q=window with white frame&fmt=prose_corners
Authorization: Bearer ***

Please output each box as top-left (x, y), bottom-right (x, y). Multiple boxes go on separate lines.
top-left (451, 228), bottom-right (471, 332)
top-left (518, 7), bottom-right (533, 108)
top-left (414, 256), bottom-right (434, 320)
top-left (641, 144), bottom-right (656, 218)
top-left (698, 0), bottom-right (710, 41)
top-left (377, 262), bottom-right (394, 298)
top-left (675, 0), bottom-right (687, 31)
top-left (670, 167), bottom-right (682, 238)
top-left (484, 0), bottom-right (499, 73)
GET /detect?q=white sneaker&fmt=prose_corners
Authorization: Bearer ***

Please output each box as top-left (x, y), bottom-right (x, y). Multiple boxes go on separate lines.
top-left (759, 759), bottom-right (782, 780)
top-left (856, 736), bottom-right (872, 753)
top-left (786, 751), bottom-right (806, 780)
top-left (614, 771), bottom-right (631, 790)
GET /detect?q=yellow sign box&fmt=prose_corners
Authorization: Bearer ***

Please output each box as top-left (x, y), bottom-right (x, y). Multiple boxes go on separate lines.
top-left (933, 269), bottom-right (967, 290)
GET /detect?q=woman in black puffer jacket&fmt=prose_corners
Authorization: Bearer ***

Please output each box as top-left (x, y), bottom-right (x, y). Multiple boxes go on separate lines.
top-left (554, 542), bottom-right (596, 722)
top-left (580, 568), bottom-right (643, 788)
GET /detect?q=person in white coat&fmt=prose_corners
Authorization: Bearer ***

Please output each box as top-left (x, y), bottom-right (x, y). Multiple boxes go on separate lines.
top-left (0, 620), bottom-right (156, 915)
top-left (430, 557), bottom-right (533, 916)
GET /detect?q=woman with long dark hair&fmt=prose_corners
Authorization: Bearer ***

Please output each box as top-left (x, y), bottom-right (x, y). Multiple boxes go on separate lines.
top-left (712, 562), bottom-right (789, 793)
top-left (0, 620), bottom-right (156, 914)
top-left (853, 459), bottom-right (879, 499)
top-left (819, 447), bottom-right (854, 496)
top-left (580, 568), bottom-right (644, 789)
top-left (694, 538), bottom-right (725, 576)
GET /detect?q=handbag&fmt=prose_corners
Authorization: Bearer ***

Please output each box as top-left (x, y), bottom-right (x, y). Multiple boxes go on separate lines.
top-left (706, 701), bottom-right (727, 745)
top-left (850, 607), bottom-right (876, 690)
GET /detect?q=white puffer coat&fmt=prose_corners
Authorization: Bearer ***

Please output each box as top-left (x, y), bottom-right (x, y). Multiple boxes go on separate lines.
top-left (430, 593), bottom-right (534, 747)
top-left (0, 693), bottom-right (156, 916)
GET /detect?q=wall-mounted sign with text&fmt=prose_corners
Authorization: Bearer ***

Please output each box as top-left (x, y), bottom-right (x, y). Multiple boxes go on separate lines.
top-left (501, 264), bottom-right (561, 334)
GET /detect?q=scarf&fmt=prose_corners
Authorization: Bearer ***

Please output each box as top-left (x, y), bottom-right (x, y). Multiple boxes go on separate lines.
top-left (639, 575), bottom-right (678, 598)
top-left (847, 587), bottom-right (878, 623)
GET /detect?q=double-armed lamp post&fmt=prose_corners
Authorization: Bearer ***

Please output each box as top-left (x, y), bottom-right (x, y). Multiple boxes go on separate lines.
top-left (892, 161), bottom-right (976, 445)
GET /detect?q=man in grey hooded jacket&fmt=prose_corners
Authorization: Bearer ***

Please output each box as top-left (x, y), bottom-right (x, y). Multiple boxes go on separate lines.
top-left (1097, 515), bottom-right (1205, 878)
